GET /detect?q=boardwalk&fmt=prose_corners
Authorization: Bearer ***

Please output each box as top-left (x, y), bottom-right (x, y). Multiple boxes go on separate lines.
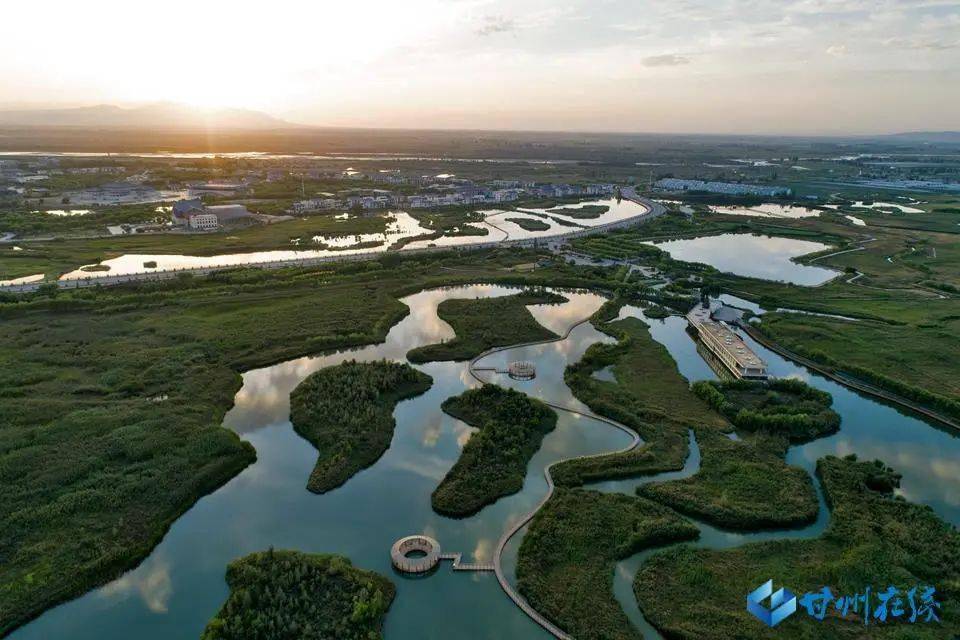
top-left (467, 314), bottom-right (642, 640)
top-left (438, 553), bottom-right (496, 572)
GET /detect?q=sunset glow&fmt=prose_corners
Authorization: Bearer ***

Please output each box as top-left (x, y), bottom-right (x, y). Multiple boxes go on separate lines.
top-left (1, 1), bottom-right (959, 134)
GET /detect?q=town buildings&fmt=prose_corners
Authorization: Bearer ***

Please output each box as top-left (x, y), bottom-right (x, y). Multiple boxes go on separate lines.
top-left (655, 178), bottom-right (791, 197)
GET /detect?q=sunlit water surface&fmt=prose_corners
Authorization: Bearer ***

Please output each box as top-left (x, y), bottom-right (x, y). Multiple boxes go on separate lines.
top-left (12, 288), bottom-right (960, 640)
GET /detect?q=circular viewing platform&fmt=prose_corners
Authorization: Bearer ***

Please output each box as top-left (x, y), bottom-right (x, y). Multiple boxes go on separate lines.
top-left (390, 535), bottom-right (441, 573)
top-left (508, 361), bottom-right (536, 380)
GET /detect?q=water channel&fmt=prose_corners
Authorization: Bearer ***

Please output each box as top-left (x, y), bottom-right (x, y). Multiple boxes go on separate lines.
top-left (56, 196), bottom-right (648, 281)
top-left (12, 284), bottom-right (960, 639)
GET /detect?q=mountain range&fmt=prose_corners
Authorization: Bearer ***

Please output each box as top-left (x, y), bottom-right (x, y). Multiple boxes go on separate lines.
top-left (0, 102), bottom-right (298, 129)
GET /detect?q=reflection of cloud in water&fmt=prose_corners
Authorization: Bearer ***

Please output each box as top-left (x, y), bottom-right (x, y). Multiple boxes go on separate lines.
top-left (649, 234), bottom-right (837, 286)
top-left (526, 292), bottom-right (606, 335)
top-left (98, 557), bottom-right (172, 613)
top-left (421, 413), bottom-right (444, 448)
top-left (454, 422), bottom-right (476, 449)
top-left (473, 537), bottom-right (493, 563)
top-left (391, 454), bottom-right (452, 483)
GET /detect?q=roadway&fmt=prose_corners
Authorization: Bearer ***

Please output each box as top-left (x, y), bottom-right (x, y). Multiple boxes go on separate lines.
top-left (0, 191), bottom-right (665, 294)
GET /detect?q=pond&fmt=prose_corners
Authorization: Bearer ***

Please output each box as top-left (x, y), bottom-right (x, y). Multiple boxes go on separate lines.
top-left (12, 286), bottom-right (960, 640)
top-left (709, 203), bottom-right (820, 219)
top-left (647, 233), bottom-right (839, 286)
top-left (403, 196), bottom-right (651, 250)
top-left (34, 209), bottom-right (93, 216)
top-left (58, 213), bottom-right (435, 280)
top-left (59, 197), bottom-right (653, 278)
top-left (0, 273), bottom-right (44, 286)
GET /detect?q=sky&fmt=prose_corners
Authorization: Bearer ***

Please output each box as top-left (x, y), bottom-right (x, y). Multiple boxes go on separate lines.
top-left (1, 0), bottom-right (959, 134)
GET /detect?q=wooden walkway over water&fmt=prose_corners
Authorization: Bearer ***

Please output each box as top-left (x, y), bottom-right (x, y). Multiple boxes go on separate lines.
top-left (439, 553), bottom-right (496, 572)
top-left (468, 313), bottom-right (643, 640)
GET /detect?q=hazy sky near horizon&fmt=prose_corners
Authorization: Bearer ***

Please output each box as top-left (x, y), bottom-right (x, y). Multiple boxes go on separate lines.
top-left (2, 0), bottom-right (959, 134)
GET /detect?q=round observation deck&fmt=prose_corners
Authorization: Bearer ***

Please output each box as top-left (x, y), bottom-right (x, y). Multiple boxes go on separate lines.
top-left (390, 535), bottom-right (441, 573)
top-left (508, 361), bottom-right (536, 380)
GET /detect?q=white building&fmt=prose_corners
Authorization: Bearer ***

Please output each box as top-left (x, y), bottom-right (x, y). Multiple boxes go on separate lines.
top-left (188, 213), bottom-right (219, 231)
top-left (655, 178), bottom-right (791, 197)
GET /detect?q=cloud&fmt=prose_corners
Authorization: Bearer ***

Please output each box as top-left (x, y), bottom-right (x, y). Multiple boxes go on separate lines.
top-left (826, 44), bottom-right (848, 57)
top-left (884, 36), bottom-right (958, 51)
top-left (642, 54), bottom-right (692, 67)
top-left (476, 15), bottom-right (515, 36)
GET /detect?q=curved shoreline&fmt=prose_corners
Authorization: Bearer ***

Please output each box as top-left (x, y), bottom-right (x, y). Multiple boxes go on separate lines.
top-left (467, 315), bottom-right (641, 640)
top-left (1, 192), bottom-right (665, 293)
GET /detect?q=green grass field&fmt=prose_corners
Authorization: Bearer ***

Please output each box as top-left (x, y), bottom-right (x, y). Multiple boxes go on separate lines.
top-left (635, 455), bottom-right (960, 640)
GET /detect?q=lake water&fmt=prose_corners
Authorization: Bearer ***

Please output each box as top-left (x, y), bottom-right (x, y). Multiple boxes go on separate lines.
top-left (710, 204), bottom-right (820, 219)
top-left (34, 209), bottom-right (93, 216)
top-left (825, 202), bottom-right (925, 214)
top-left (0, 273), bottom-right (44, 286)
top-left (404, 197), bottom-right (649, 250)
top-left (12, 286), bottom-right (960, 640)
top-left (57, 197), bottom-right (652, 280)
top-left (59, 212), bottom-right (435, 280)
top-left (648, 233), bottom-right (838, 286)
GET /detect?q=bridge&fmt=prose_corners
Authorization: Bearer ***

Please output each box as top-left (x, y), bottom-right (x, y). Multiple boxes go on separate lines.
top-left (467, 314), bottom-right (643, 640)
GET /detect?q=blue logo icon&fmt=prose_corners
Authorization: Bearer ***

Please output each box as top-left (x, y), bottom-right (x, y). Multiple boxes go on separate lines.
top-left (747, 579), bottom-right (798, 627)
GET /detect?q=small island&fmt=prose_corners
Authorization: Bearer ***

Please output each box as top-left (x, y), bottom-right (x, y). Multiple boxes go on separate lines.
top-left (432, 385), bottom-right (557, 517)
top-left (202, 549), bottom-right (395, 640)
top-left (546, 204), bottom-right (610, 219)
top-left (406, 289), bottom-right (565, 363)
top-left (638, 378), bottom-right (838, 530)
top-left (505, 216), bottom-right (551, 231)
top-left (517, 488), bottom-right (699, 640)
top-left (290, 360), bottom-right (432, 493)
top-left (691, 377), bottom-right (841, 442)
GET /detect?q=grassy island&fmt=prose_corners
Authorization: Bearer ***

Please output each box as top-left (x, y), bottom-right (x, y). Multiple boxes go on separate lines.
top-left (546, 204), bottom-right (610, 219)
top-left (432, 385), bottom-right (557, 517)
top-left (202, 549), bottom-right (394, 640)
top-left (290, 360), bottom-right (432, 493)
top-left (517, 488), bottom-right (699, 640)
top-left (505, 216), bottom-right (551, 231)
top-left (635, 455), bottom-right (960, 640)
top-left (557, 308), bottom-right (820, 529)
top-left (637, 429), bottom-right (820, 530)
top-left (692, 378), bottom-right (841, 443)
top-left (553, 313), bottom-right (726, 486)
top-left (406, 289), bottom-right (565, 363)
